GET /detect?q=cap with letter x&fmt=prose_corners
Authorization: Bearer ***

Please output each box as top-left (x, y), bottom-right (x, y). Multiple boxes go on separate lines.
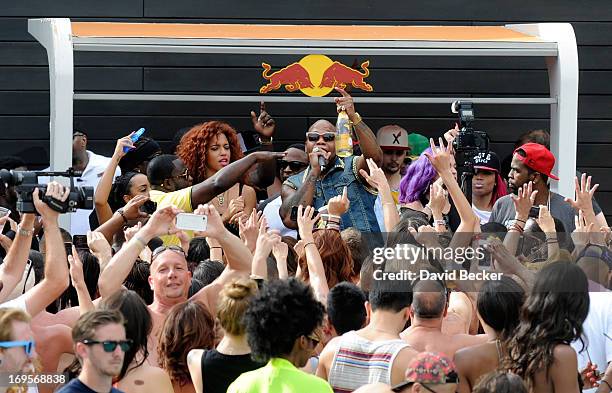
top-left (376, 125), bottom-right (410, 151)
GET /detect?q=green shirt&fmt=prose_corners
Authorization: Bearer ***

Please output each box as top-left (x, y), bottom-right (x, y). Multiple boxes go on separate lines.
top-left (227, 357), bottom-right (333, 393)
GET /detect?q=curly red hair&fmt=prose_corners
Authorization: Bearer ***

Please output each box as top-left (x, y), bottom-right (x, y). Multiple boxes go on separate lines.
top-left (298, 230), bottom-right (354, 288)
top-left (176, 121), bottom-right (244, 183)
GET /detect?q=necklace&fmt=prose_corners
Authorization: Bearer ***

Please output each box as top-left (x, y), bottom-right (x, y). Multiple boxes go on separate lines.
top-left (217, 193), bottom-right (225, 206)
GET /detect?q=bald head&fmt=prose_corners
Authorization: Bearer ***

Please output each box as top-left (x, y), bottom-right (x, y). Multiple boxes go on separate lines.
top-left (412, 280), bottom-right (447, 319)
top-left (309, 119), bottom-right (336, 133)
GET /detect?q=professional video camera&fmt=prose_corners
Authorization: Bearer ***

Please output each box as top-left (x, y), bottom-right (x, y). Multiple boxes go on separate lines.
top-left (450, 101), bottom-right (490, 203)
top-left (0, 168), bottom-right (93, 214)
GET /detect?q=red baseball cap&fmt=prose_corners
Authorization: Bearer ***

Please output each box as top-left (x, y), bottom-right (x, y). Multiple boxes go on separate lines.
top-left (513, 142), bottom-right (559, 180)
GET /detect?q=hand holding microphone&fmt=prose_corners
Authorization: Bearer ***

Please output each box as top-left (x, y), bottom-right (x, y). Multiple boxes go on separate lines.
top-left (310, 147), bottom-right (327, 175)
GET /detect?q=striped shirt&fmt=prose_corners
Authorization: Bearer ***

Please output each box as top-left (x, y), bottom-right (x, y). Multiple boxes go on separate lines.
top-left (328, 331), bottom-right (410, 393)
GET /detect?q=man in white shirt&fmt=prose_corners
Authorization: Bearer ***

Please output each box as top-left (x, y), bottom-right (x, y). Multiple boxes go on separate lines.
top-left (40, 129), bottom-right (120, 235)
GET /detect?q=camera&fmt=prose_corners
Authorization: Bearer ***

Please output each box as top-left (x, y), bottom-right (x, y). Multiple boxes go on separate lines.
top-left (0, 168), bottom-right (94, 214)
top-left (450, 101), bottom-right (490, 201)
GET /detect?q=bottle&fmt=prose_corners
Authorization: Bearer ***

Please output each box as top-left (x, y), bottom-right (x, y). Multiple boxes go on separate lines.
top-left (335, 110), bottom-right (353, 157)
top-left (124, 128), bottom-right (146, 153)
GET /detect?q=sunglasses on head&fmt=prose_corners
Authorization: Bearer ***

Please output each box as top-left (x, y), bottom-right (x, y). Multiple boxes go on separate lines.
top-left (0, 340), bottom-right (35, 357)
top-left (82, 339), bottom-right (133, 353)
top-left (306, 132), bottom-right (335, 143)
top-left (278, 160), bottom-right (308, 172)
top-left (152, 245), bottom-right (186, 261)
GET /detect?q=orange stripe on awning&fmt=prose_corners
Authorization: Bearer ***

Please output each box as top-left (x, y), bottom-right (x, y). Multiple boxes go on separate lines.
top-left (71, 23), bottom-right (542, 42)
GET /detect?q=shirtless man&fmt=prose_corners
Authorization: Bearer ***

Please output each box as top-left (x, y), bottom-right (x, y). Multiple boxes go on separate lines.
top-left (97, 204), bottom-right (251, 366)
top-left (400, 279), bottom-right (488, 357)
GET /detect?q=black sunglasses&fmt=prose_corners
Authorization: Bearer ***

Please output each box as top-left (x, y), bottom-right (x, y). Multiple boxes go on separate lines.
top-left (306, 132), bottom-right (335, 142)
top-left (279, 160), bottom-right (308, 172)
top-left (152, 245), bottom-right (186, 261)
top-left (82, 339), bottom-right (133, 353)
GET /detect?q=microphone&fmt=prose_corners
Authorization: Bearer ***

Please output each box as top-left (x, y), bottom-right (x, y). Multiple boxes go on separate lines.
top-left (314, 147), bottom-right (327, 171)
top-left (318, 155), bottom-right (327, 172)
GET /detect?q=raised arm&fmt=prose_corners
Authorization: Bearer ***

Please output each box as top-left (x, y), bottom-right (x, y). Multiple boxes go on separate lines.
top-left (0, 213), bottom-right (35, 302)
top-left (334, 88), bottom-right (383, 176)
top-left (297, 205), bottom-right (329, 305)
top-left (425, 138), bottom-right (478, 248)
top-left (359, 158), bottom-right (400, 231)
top-left (190, 204), bottom-right (253, 315)
top-left (98, 205), bottom-right (182, 297)
top-left (68, 249), bottom-right (94, 315)
top-left (190, 151), bottom-right (284, 209)
top-left (23, 183), bottom-right (70, 317)
top-left (279, 149), bottom-right (322, 229)
top-left (503, 181), bottom-right (537, 257)
top-left (95, 133), bottom-right (134, 225)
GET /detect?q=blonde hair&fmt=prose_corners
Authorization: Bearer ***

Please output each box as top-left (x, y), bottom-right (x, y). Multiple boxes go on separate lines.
top-left (217, 279), bottom-right (258, 336)
top-left (0, 308), bottom-right (30, 342)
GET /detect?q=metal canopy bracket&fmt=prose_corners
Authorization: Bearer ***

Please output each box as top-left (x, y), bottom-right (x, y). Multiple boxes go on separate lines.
top-left (28, 19), bottom-right (578, 202)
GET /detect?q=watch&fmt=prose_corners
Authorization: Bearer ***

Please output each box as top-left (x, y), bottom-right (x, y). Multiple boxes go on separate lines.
top-left (116, 208), bottom-right (128, 224)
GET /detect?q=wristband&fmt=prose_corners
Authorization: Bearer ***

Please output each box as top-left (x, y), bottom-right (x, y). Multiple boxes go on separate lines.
top-left (258, 136), bottom-right (273, 146)
top-left (304, 242), bottom-right (316, 249)
top-left (17, 225), bottom-right (34, 237)
top-left (433, 220), bottom-right (446, 227)
top-left (601, 379), bottom-right (612, 391)
top-left (133, 235), bottom-right (147, 249)
top-left (515, 218), bottom-right (527, 224)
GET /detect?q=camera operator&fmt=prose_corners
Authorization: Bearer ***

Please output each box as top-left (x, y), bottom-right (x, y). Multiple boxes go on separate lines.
top-left (0, 182), bottom-right (70, 318)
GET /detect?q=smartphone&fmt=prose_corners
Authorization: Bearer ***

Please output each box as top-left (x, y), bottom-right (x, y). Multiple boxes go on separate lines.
top-left (290, 206), bottom-right (299, 221)
top-left (73, 235), bottom-right (88, 250)
top-left (528, 206), bottom-right (540, 218)
top-left (176, 213), bottom-right (207, 232)
top-left (140, 200), bottom-right (157, 215)
top-left (64, 242), bottom-right (73, 257)
top-left (124, 128), bottom-right (146, 153)
top-left (0, 207), bottom-right (10, 218)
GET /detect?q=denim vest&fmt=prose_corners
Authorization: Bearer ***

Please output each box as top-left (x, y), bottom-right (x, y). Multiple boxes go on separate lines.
top-left (285, 156), bottom-right (381, 232)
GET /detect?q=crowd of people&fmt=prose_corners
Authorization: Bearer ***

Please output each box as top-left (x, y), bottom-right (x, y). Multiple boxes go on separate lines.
top-left (0, 86), bottom-right (610, 393)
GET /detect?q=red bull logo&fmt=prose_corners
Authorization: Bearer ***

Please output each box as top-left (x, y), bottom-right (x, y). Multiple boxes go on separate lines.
top-left (259, 55), bottom-right (373, 97)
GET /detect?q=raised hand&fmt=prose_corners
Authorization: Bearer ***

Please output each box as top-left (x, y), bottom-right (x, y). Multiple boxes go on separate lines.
top-left (424, 138), bottom-right (453, 176)
top-left (113, 132), bottom-right (136, 159)
top-left (122, 194), bottom-right (150, 221)
top-left (428, 181), bottom-right (449, 218)
top-left (87, 230), bottom-right (112, 258)
top-left (193, 204), bottom-right (227, 240)
top-left (33, 182), bottom-right (70, 224)
top-left (68, 247), bottom-right (85, 288)
top-left (572, 209), bottom-right (594, 247)
top-left (512, 181), bottom-right (537, 221)
top-left (224, 196), bottom-right (245, 224)
top-left (250, 101), bottom-right (276, 138)
top-left (358, 158), bottom-right (390, 192)
top-left (565, 173), bottom-right (599, 213)
top-left (536, 205), bottom-right (556, 233)
top-left (239, 209), bottom-right (263, 251)
top-left (334, 87), bottom-right (356, 118)
top-left (255, 220), bottom-right (281, 258)
top-left (141, 205), bottom-right (182, 239)
top-left (297, 205), bottom-right (320, 242)
top-left (328, 187), bottom-right (350, 216)
top-left (443, 123), bottom-right (460, 146)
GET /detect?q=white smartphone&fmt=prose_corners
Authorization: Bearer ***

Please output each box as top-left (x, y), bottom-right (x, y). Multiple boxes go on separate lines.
top-left (176, 213), bottom-right (207, 232)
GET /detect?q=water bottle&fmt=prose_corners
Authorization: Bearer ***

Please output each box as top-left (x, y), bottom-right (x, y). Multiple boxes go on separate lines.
top-left (335, 110), bottom-right (353, 157)
top-left (124, 128), bottom-right (146, 153)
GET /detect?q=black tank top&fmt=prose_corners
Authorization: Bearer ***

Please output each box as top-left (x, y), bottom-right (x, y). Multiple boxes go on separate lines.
top-left (201, 349), bottom-right (264, 393)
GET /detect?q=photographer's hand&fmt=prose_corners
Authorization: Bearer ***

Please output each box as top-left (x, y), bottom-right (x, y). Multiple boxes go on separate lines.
top-left (33, 182), bottom-right (70, 226)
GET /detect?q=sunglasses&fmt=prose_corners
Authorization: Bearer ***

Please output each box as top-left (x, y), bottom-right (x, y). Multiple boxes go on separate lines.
top-left (0, 340), bottom-right (35, 357)
top-left (174, 168), bottom-right (190, 180)
top-left (306, 132), bottom-right (335, 143)
top-left (152, 245), bottom-right (186, 261)
top-left (82, 339), bottom-right (133, 353)
top-left (278, 160), bottom-right (308, 172)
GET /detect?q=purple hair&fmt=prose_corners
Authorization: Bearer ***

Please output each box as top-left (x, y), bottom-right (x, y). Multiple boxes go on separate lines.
top-left (399, 148), bottom-right (437, 204)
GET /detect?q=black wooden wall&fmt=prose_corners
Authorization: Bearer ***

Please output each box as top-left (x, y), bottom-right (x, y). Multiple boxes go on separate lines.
top-left (1, 1), bottom-right (611, 221)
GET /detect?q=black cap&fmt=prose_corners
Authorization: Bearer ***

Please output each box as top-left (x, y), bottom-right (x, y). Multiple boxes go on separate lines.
top-left (473, 151), bottom-right (501, 172)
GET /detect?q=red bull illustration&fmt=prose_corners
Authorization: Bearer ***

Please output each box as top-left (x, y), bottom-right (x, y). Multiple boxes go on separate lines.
top-left (259, 55), bottom-right (373, 97)
top-left (259, 62), bottom-right (314, 94)
top-left (319, 61), bottom-right (373, 92)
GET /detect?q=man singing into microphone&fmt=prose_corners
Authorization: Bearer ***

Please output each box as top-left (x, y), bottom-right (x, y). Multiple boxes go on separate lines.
top-left (280, 88), bottom-right (383, 232)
